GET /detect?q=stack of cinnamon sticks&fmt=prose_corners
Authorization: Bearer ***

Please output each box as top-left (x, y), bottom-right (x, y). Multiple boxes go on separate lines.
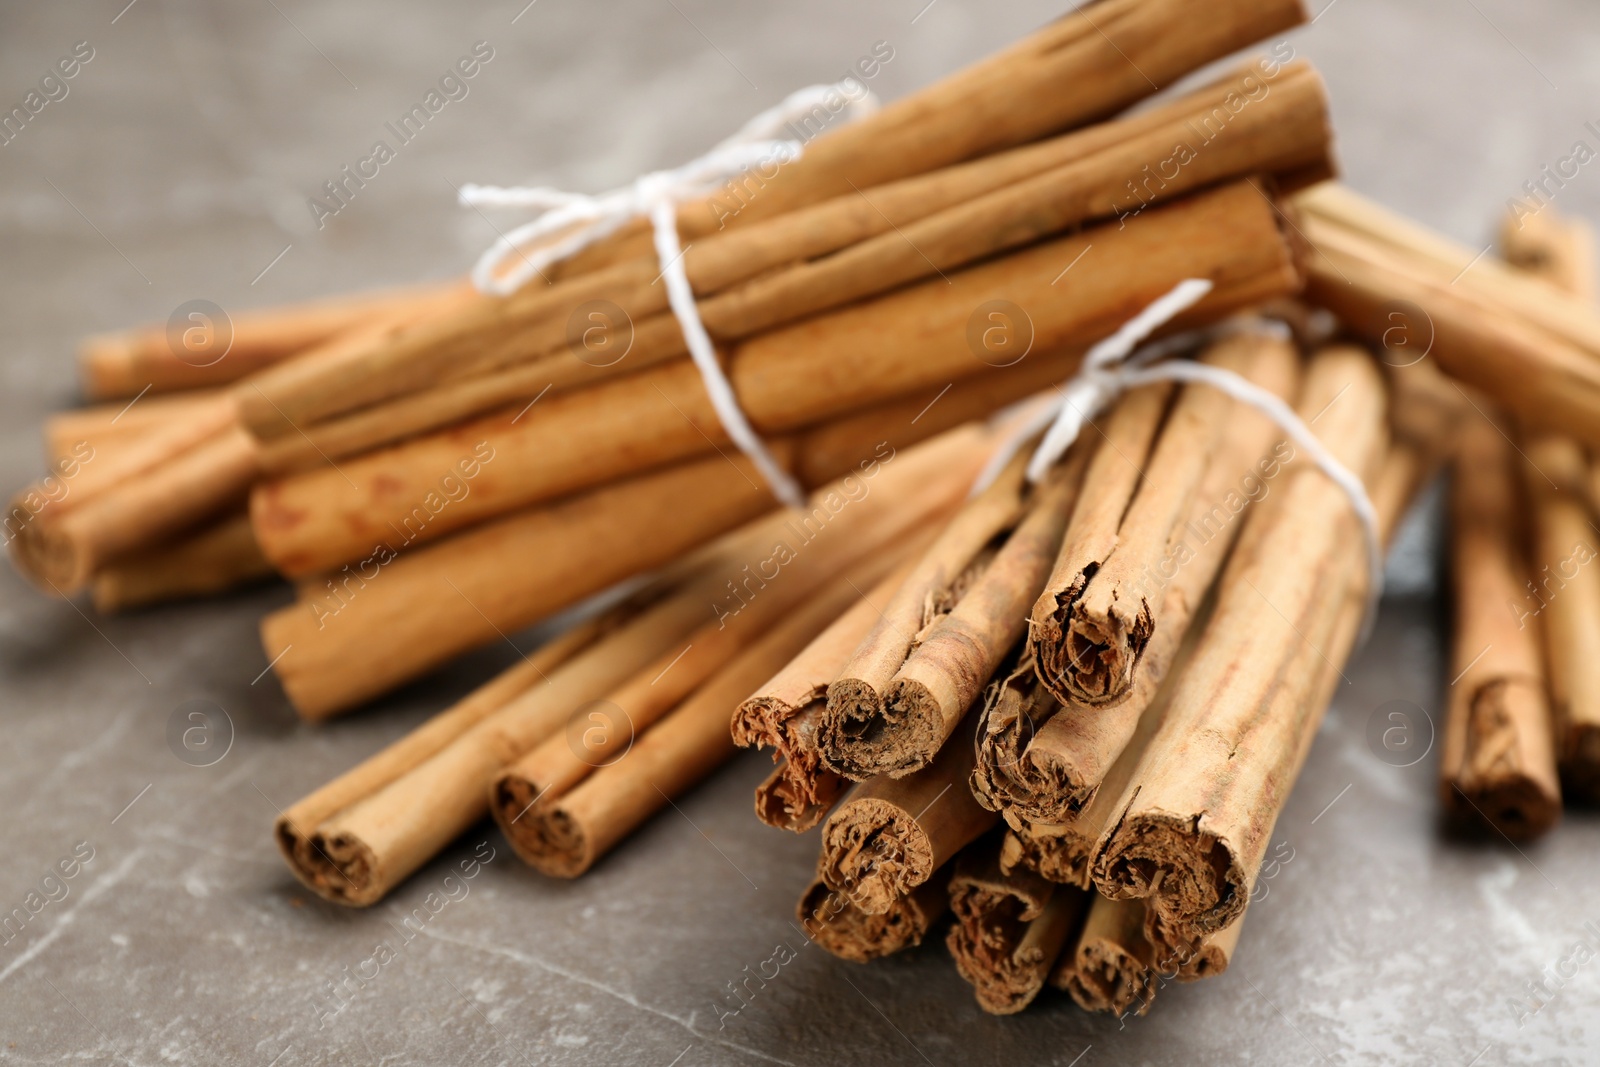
top-left (8, 0), bottom-right (1329, 729)
top-left (15, 0), bottom-right (1600, 1028)
top-left (733, 324), bottom-right (1438, 1015)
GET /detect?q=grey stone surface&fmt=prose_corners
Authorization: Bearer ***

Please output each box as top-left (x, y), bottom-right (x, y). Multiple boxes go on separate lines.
top-left (3, 1), bottom-right (1599, 1064)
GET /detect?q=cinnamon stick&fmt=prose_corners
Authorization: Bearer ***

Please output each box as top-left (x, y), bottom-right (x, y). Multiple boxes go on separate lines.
top-left (1439, 414), bottom-right (1561, 838)
top-left (1498, 208), bottom-right (1600, 801)
top-left (90, 511), bottom-right (273, 613)
top-left (551, 0), bottom-right (1309, 274)
top-left (1032, 333), bottom-right (1296, 705)
top-left (1052, 895), bottom-right (1157, 1015)
top-left (1092, 346), bottom-right (1397, 941)
top-left (820, 448), bottom-right (1092, 780)
top-left (491, 558), bottom-right (895, 877)
top-left (79, 280), bottom-right (469, 398)
top-left (10, 421), bottom-right (258, 594)
top-left (976, 332), bottom-right (1301, 823)
top-left (797, 869), bottom-right (951, 964)
top-left (946, 835), bottom-right (1089, 1015)
top-left (43, 390), bottom-right (224, 466)
top-left (734, 560), bottom-right (922, 833)
top-left (1297, 184), bottom-right (1600, 447)
top-left (816, 707), bottom-right (998, 914)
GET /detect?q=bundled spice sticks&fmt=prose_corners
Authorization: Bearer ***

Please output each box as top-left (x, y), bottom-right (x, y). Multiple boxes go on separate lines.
top-left (18, 0), bottom-right (1600, 1028)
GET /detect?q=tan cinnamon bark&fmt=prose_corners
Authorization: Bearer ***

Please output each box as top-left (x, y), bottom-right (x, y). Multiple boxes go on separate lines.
top-left (977, 333), bottom-right (1300, 823)
top-left (551, 0), bottom-right (1308, 275)
top-left (276, 609), bottom-right (634, 904)
top-left (819, 454), bottom-right (1031, 770)
top-left (796, 869), bottom-right (951, 963)
top-left (262, 424), bottom-right (988, 719)
top-left (1092, 346), bottom-right (1395, 940)
top-left (1301, 183), bottom-right (1600, 357)
top-left (946, 836), bottom-right (1089, 1015)
top-left (262, 450), bottom-right (781, 720)
top-left (816, 708), bottom-right (998, 914)
top-left (1297, 185), bottom-right (1600, 447)
top-left (90, 511), bottom-right (273, 612)
top-left (1053, 895), bottom-right (1157, 1015)
top-left (823, 446), bottom-right (1093, 779)
top-left (10, 422), bottom-right (259, 594)
top-left (734, 560), bottom-right (921, 833)
top-left (238, 1), bottom-right (1312, 439)
top-left (1439, 415), bottom-right (1561, 838)
top-left (78, 280), bottom-right (470, 399)
top-left (1029, 381), bottom-right (1174, 703)
top-left (492, 559), bottom-right (891, 877)
top-left (492, 547), bottom-right (905, 846)
top-left (43, 390), bottom-right (225, 467)
top-left (1499, 208), bottom-right (1600, 800)
top-left (242, 58), bottom-right (1330, 454)
top-left (1500, 207), bottom-right (1597, 301)
top-left (249, 181), bottom-right (1301, 577)
top-left (1033, 333), bottom-right (1297, 705)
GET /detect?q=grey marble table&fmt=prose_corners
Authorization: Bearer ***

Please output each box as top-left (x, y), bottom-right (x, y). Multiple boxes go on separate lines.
top-left (2, 1), bottom-right (1598, 1064)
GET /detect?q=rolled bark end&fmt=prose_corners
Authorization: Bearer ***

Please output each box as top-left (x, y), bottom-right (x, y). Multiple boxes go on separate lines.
top-left (1005, 825), bottom-right (1092, 889)
top-left (1447, 679), bottom-right (1562, 840)
top-left (946, 850), bottom-right (1082, 1016)
top-left (1060, 939), bottom-right (1156, 1016)
top-left (754, 761), bottom-right (847, 833)
top-left (826, 676), bottom-right (943, 779)
top-left (1562, 724), bottom-right (1600, 802)
top-left (490, 773), bottom-right (591, 878)
top-left (1062, 601), bottom-right (1152, 704)
top-left (7, 512), bottom-right (90, 594)
top-left (817, 797), bottom-right (934, 914)
top-left (274, 816), bottom-right (383, 907)
top-left (796, 877), bottom-right (942, 963)
top-left (1096, 812), bottom-right (1244, 938)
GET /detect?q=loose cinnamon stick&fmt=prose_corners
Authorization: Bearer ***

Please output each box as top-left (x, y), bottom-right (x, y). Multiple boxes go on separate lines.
top-left (250, 181), bottom-right (1302, 577)
top-left (262, 424), bottom-right (989, 719)
top-left (816, 707), bottom-right (997, 914)
top-left (90, 511), bottom-right (273, 613)
top-left (1439, 415), bottom-right (1561, 838)
top-left (79, 280), bottom-right (469, 398)
top-left (1092, 346), bottom-right (1395, 941)
top-left (492, 559), bottom-right (893, 877)
top-left (946, 836), bottom-right (1089, 1015)
top-left (977, 332), bottom-right (1300, 823)
top-left (796, 869), bottom-right (951, 963)
top-left (1053, 895), bottom-right (1157, 1016)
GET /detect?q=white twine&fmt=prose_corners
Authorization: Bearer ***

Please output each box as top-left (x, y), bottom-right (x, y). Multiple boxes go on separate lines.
top-left (459, 81), bottom-right (880, 509)
top-left (976, 278), bottom-right (1384, 622)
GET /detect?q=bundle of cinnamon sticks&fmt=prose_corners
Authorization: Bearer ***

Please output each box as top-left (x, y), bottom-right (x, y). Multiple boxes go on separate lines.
top-left (14, 0), bottom-right (1600, 1027)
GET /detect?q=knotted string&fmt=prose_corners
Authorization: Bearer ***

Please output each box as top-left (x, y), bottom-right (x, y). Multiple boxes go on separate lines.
top-left (459, 81), bottom-right (880, 509)
top-left (975, 279), bottom-right (1385, 626)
